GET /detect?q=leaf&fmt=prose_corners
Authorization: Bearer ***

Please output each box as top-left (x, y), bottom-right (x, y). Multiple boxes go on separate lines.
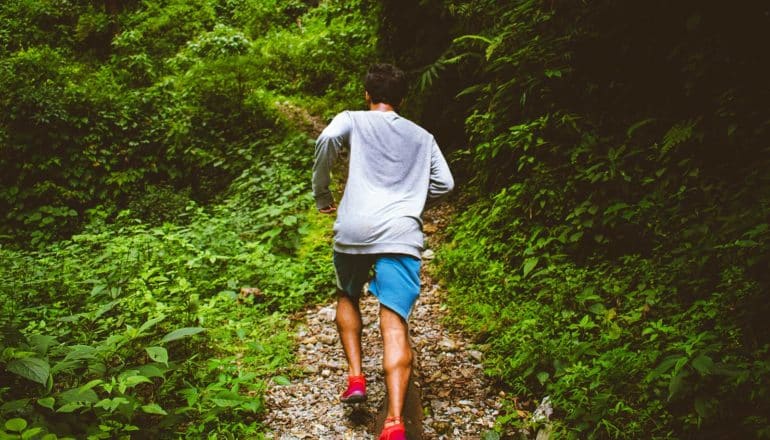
top-left (482, 431), bottom-right (501, 440)
top-left (455, 83), bottom-right (485, 99)
top-left (94, 397), bottom-right (129, 412)
top-left (0, 398), bottom-right (29, 412)
top-left (146, 346), bottom-right (168, 366)
top-left (588, 303), bottom-right (607, 315)
top-left (161, 327), bottom-right (206, 343)
top-left (4, 418), bottom-right (27, 432)
top-left (59, 387), bottom-right (99, 404)
top-left (668, 370), bottom-right (687, 400)
top-left (93, 299), bottom-right (121, 319)
top-left (122, 375), bottom-right (152, 388)
top-left (138, 315), bottom-right (166, 335)
top-left (453, 34), bottom-right (494, 46)
top-left (79, 379), bottom-right (103, 392)
top-left (272, 375), bottom-right (291, 386)
top-left (522, 257), bottom-right (538, 278)
top-left (692, 354), bottom-right (714, 375)
top-left (56, 402), bottom-right (84, 413)
top-left (282, 215), bottom-right (297, 226)
top-left (28, 334), bottom-right (57, 355)
top-left (626, 118), bottom-right (656, 137)
top-left (138, 364), bottom-right (167, 378)
top-left (21, 427), bottom-right (43, 439)
top-left (7, 357), bottom-right (50, 385)
top-left (141, 403), bottom-right (168, 415)
top-left (37, 397), bottom-right (55, 410)
top-left (536, 371), bottom-right (550, 385)
top-left (604, 202), bottom-right (630, 216)
top-left (694, 398), bottom-right (709, 418)
top-left (211, 391), bottom-right (245, 407)
top-left (90, 284), bottom-right (107, 297)
top-left (62, 345), bottom-right (97, 362)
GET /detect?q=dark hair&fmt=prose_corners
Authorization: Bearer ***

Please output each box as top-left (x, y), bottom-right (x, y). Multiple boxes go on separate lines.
top-left (365, 63), bottom-right (407, 106)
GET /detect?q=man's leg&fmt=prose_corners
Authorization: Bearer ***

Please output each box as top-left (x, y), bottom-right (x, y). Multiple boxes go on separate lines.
top-left (336, 289), bottom-right (363, 376)
top-left (380, 304), bottom-right (412, 421)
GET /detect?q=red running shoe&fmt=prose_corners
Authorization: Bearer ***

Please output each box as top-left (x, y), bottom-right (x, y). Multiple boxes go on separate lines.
top-left (379, 416), bottom-right (406, 440)
top-left (340, 375), bottom-right (366, 404)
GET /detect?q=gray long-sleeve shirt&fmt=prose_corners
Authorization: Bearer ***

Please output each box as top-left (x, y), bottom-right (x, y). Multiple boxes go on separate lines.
top-left (312, 110), bottom-right (454, 259)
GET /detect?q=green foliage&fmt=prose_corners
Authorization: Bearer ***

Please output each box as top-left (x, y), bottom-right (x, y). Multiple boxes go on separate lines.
top-left (247, 0), bottom-right (377, 115)
top-left (0, 0), bottom-right (363, 436)
top-left (409, 0), bottom-right (770, 438)
top-left (0, 134), bottom-right (336, 437)
top-left (0, 0), bottom-right (375, 246)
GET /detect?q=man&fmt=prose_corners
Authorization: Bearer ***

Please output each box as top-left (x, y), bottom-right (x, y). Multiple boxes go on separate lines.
top-left (312, 63), bottom-right (454, 440)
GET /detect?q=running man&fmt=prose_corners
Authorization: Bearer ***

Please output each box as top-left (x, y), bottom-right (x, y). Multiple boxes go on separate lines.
top-left (312, 63), bottom-right (454, 439)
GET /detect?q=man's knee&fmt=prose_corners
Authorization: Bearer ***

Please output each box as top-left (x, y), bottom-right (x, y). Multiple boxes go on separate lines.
top-left (383, 344), bottom-right (412, 373)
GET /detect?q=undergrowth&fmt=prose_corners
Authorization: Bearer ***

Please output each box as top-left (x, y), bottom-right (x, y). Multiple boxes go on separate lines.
top-left (0, 0), bottom-right (372, 437)
top-left (0, 133), bottom-right (337, 438)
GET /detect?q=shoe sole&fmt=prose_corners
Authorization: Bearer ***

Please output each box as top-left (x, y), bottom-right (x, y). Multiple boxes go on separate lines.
top-left (340, 393), bottom-right (366, 404)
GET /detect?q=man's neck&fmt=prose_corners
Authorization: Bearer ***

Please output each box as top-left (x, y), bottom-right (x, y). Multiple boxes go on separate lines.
top-left (369, 102), bottom-right (395, 112)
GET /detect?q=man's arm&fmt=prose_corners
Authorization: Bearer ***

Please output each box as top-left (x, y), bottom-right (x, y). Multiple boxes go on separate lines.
top-left (427, 138), bottom-right (454, 203)
top-left (312, 112), bottom-right (350, 211)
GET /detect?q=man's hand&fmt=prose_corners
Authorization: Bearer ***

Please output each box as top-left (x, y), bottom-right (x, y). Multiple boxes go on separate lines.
top-left (319, 204), bottom-right (337, 214)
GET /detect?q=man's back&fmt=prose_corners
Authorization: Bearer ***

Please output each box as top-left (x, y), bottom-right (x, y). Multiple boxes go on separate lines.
top-left (312, 110), bottom-right (453, 258)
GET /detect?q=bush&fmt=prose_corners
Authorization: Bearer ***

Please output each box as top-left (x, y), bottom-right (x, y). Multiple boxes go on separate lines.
top-left (420, 1), bottom-right (770, 437)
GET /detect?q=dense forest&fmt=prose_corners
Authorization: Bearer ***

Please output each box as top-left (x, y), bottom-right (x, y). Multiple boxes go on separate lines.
top-left (1, 0), bottom-right (769, 439)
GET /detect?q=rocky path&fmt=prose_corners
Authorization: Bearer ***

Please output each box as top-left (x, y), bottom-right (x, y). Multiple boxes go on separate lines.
top-left (263, 211), bottom-right (505, 439)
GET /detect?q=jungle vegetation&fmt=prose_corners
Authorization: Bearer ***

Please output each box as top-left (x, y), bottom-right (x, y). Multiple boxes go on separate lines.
top-left (1, 0), bottom-right (768, 438)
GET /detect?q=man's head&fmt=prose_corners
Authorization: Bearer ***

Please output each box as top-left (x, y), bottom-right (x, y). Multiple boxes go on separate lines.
top-left (365, 63), bottom-right (407, 108)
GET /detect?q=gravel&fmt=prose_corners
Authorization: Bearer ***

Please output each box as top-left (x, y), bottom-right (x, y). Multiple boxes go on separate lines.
top-left (263, 213), bottom-right (505, 439)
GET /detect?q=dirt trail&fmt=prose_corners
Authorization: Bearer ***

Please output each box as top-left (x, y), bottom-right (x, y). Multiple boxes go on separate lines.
top-left (263, 209), bottom-right (505, 439)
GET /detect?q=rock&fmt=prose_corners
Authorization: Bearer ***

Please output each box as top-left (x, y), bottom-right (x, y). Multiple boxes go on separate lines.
top-left (318, 305), bottom-right (336, 322)
top-left (318, 332), bottom-right (337, 345)
top-left (468, 349), bottom-right (484, 362)
top-left (439, 338), bottom-right (457, 351)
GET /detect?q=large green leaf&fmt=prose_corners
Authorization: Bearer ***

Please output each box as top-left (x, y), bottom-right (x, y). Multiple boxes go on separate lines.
top-left (6, 357), bottom-right (50, 385)
top-left (4, 418), bottom-right (27, 432)
top-left (161, 327), bottom-right (206, 343)
top-left (59, 387), bottom-right (99, 404)
top-left (37, 397), bottom-right (55, 410)
top-left (138, 315), bottom-right (166, 336)
top-left (146, 346), bottom-right (169, 366)
top-left (141, 403), bottom-right (168, 415)
top-left (211, 391), bottom-right (246, 408)
top-left (522, 257), bottom-right (538, 278)
top-left (692, 354), bottom-right (714, 375)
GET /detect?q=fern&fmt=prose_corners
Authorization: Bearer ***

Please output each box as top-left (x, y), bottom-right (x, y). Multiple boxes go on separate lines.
top-left (661, 119), bottom-right (699, 157)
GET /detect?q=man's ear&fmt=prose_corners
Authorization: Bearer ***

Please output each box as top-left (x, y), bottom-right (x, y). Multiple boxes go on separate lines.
top-left (365, 91), bottom-right (371, 103)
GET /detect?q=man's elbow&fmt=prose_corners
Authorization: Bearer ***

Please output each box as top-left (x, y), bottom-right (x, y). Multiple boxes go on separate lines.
top-left (439, 175), bottom-right (455, 195)
top-left (429, 179), bottom-right (454, 200)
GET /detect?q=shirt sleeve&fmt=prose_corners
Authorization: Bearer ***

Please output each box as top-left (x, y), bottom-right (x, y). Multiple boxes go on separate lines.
top-left (312, 112), bottom-right (351, 209)
top-left (427, 138), bottom-right (454, 201)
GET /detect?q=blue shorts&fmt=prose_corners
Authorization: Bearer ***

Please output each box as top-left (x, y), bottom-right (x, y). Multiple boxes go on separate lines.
top-left (333, 252), bottom-right (421, 320)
